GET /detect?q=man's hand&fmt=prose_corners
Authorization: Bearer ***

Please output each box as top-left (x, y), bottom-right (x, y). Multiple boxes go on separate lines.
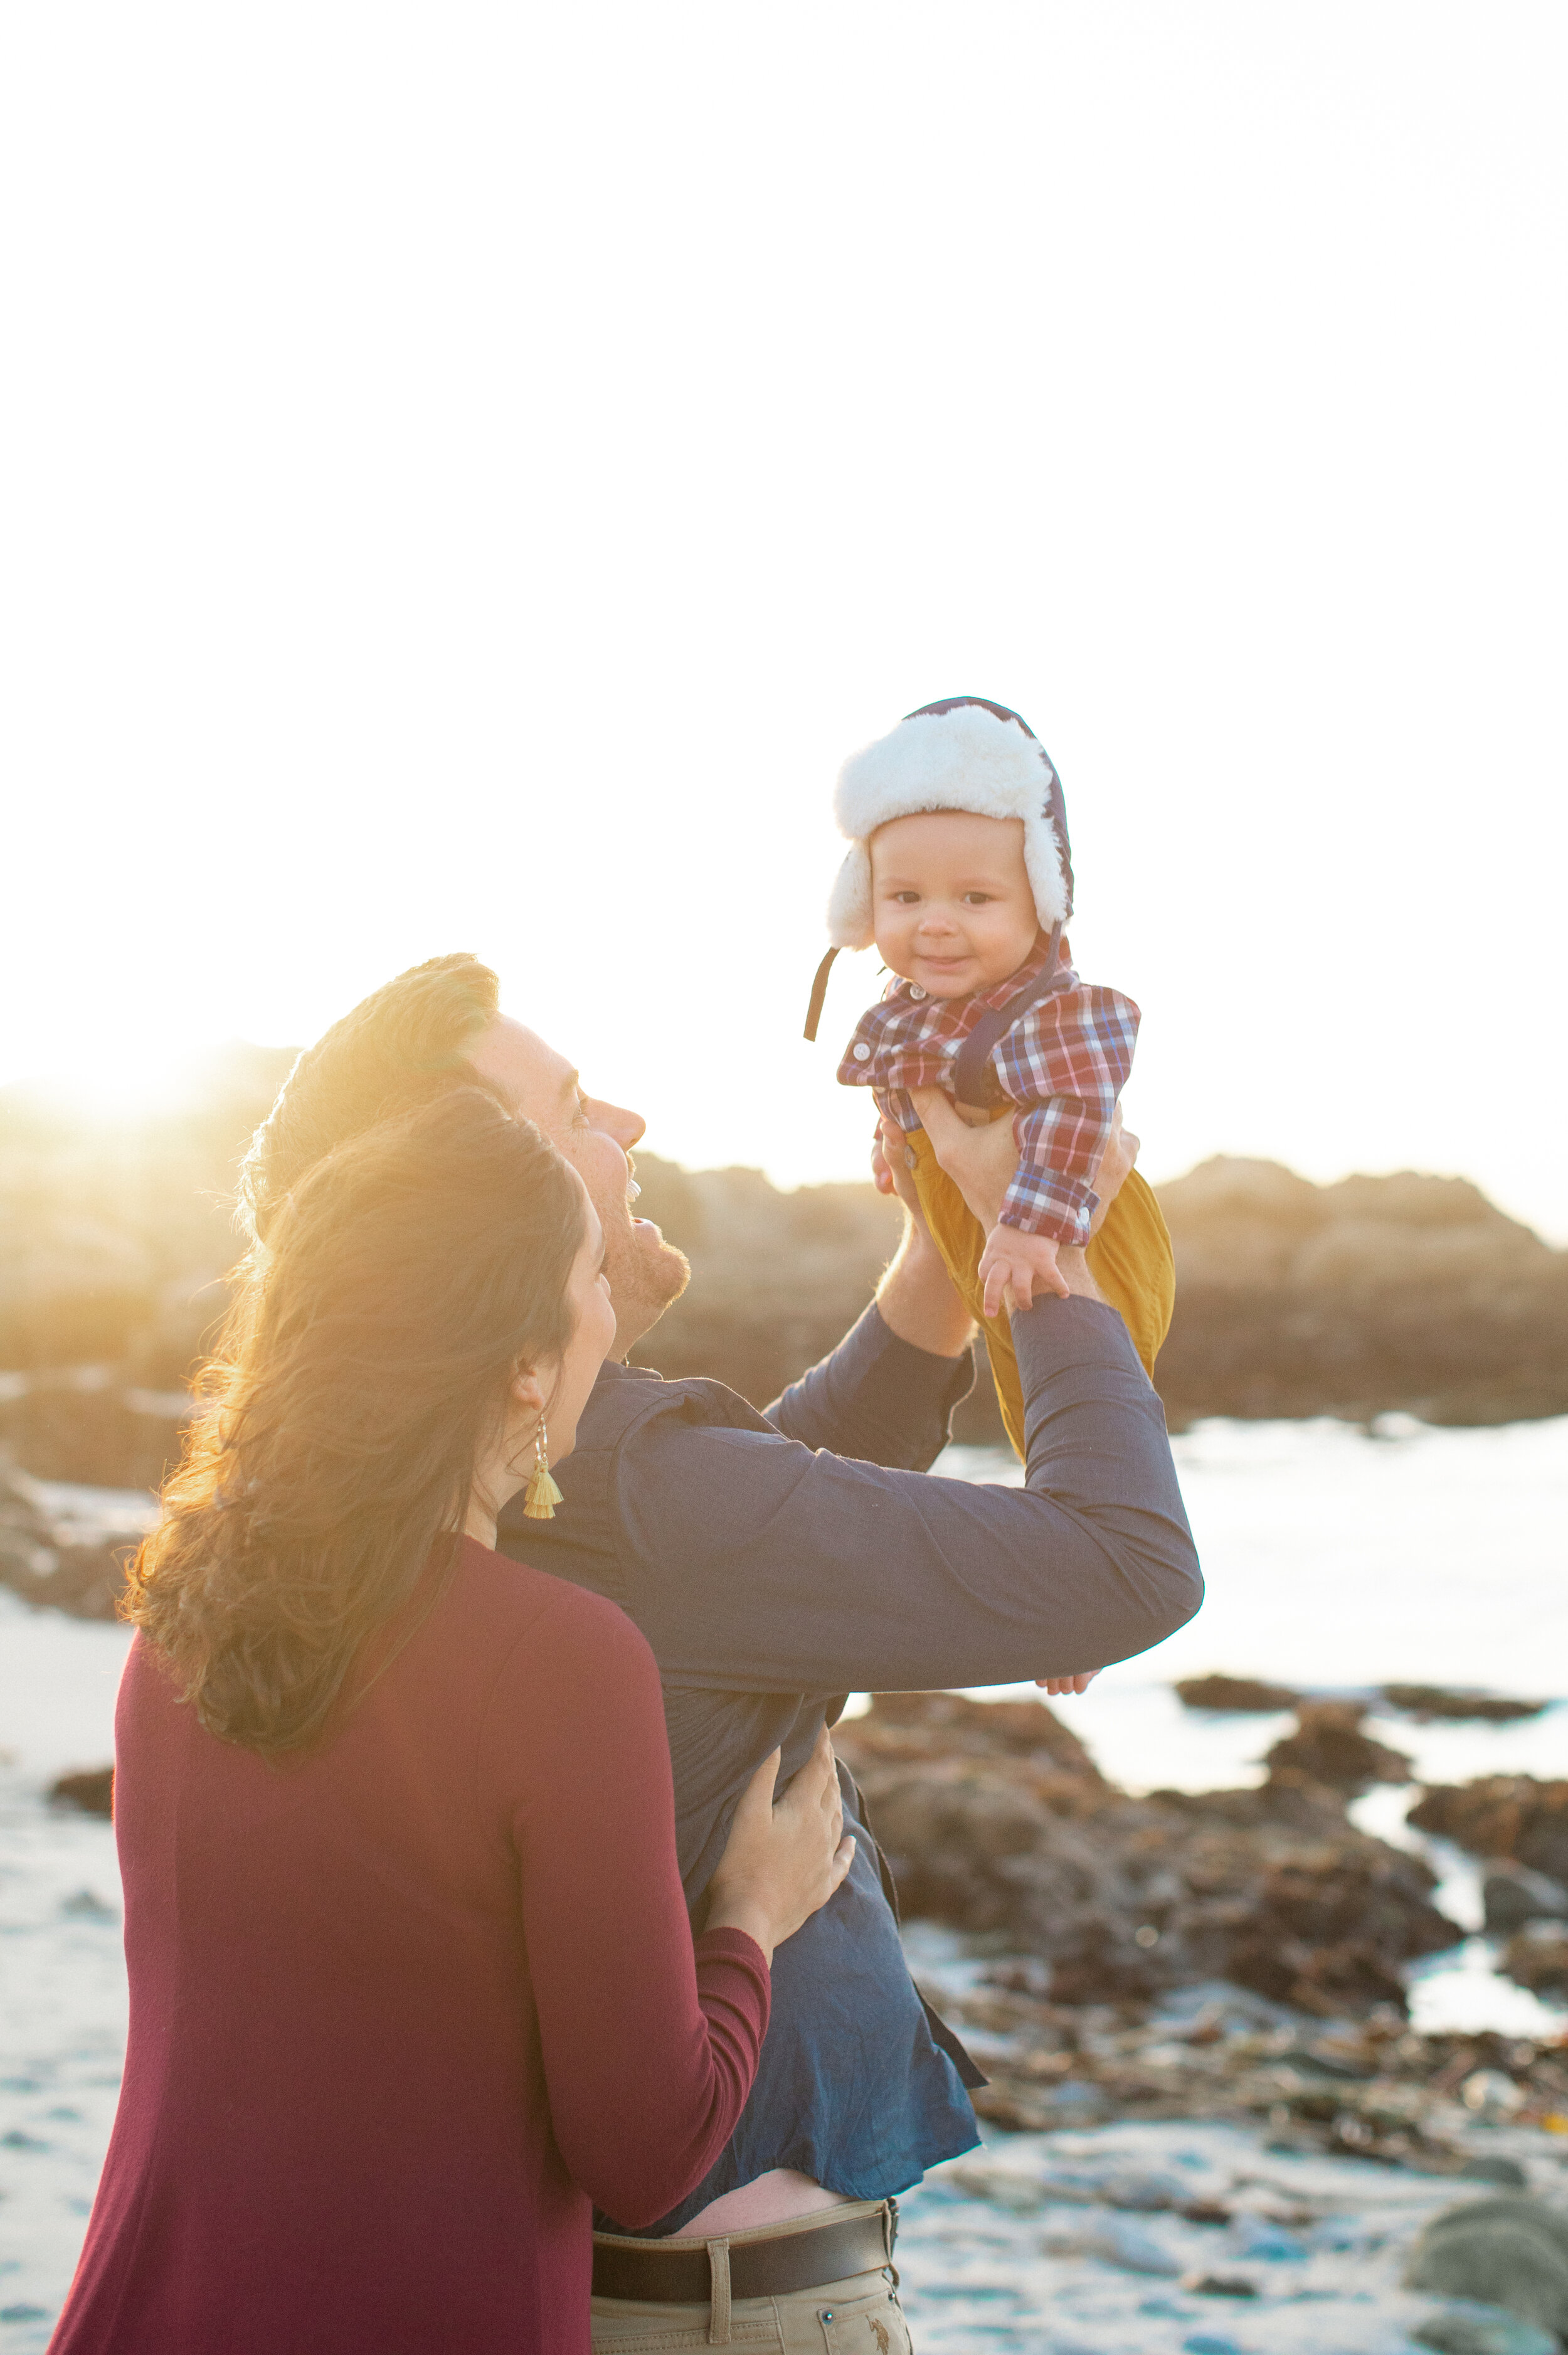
top-left (978, 1223), bottom-right (1071, 1319)
top-left (910, 1090), bottom-right (1139, 1244)
top-left (908, 1087), bottom-right (1015, 1230)
top-left (1088, 1105), bottom-right (1138, 1237)
top-left (871, 1115), bottom-right (930, 1231)
top-left (871, 1117), bottom-right (975, 1357)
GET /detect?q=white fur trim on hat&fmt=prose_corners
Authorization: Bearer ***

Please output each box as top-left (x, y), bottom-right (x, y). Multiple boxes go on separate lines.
top-left (825, 703), bottom-right (1068, 949)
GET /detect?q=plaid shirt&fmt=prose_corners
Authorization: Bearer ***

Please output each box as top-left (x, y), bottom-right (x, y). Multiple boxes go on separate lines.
top-left (837, 940), bottom-right (1140, 1248)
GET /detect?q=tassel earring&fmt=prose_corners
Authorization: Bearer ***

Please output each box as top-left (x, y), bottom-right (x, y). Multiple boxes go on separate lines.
top-left (522, 1414), bottom-right (564, 1521)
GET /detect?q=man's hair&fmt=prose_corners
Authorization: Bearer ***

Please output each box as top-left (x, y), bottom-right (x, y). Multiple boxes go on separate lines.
top-left (240, 954), bottom-right (501, 1244)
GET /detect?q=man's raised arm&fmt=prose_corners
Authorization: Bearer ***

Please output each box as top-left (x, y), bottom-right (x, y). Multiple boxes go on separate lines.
top-left (615, 1287), bottom-right (1201, 1695)
top-left (763, 1206), bottom-right (977, 1470)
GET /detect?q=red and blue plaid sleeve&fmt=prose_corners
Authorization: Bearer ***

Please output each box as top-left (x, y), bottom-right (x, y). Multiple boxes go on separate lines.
top-left (995, 984), bottom-right (1139, 1245)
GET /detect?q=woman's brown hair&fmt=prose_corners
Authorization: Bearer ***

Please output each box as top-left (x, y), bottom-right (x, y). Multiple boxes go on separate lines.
top-left (127, 1088), bottom-right (585, 1756)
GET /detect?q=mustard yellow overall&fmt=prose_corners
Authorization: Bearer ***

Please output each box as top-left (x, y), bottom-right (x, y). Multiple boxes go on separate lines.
top-left (902, 1117), bottom-right (1175, 1460)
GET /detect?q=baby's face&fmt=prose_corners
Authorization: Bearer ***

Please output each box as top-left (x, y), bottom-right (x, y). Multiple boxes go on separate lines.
top-left (869, 809), bottom-right (1039, 997)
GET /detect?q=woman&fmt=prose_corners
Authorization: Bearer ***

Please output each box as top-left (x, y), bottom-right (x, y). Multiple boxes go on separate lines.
top-left (50, 1091), bottom-right (853, 2355)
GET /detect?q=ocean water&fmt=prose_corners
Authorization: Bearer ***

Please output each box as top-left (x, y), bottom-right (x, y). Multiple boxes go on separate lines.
top-left (2, 1415), bottom-right (1565, 2348)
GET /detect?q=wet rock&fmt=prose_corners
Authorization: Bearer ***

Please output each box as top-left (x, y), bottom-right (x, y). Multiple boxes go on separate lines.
top-left (1263, 1700), bottom-right (1413, 1793)
top-left (1461, 2159), bottom-right (1531, 2189)
top-left (1461, 2070), bottom-right (1527, 2119)
top-left (1484, 1865), bottom-right (1568, 1936)
top-left (1404, 2198), bottom-right (1568, 2338)
top-left (1042, 2216), bottom-right (1181, 2275)
top-left (1099, 2170), bottom-right (1185, 2212)
top-left (0, 1463), bottom-right (145, 1619)
top-left (1502, 1926), bottom-right (1568, 1999)
top-left (49, 1767), bottom-right (114, 1817)
top-left (1180, 2272), bottom-right (1258, 2297)
top-left (1384, 1686), bottom-right (1549, 1725)
top-left (839, 1692), bottom-right (1458, 2019)
top-left (1410, 1779), bottom-right (1568, 1886)
top-left (1175, 1675), bottom-right (1301, 1713)
top-left (840, 1686), bottom-right (1104, 1783)
top-left (1414, 2304), bottom-right (1561, 2355)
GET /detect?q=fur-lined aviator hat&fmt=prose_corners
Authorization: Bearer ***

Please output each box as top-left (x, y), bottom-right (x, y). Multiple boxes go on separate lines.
top-left (805, 694), bottom-right (1074, 1040)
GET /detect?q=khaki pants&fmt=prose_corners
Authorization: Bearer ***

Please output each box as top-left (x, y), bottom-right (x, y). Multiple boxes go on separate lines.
top-left (590, 2200), bottom-right (911, 2352)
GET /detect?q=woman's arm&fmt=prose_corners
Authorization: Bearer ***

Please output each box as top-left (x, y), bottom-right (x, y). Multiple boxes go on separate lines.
top-left (478, 1590), bottom-right (771, 2230)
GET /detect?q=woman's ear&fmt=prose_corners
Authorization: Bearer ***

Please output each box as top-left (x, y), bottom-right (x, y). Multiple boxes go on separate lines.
top-left (510, 1365), bottom-right (548, 1419)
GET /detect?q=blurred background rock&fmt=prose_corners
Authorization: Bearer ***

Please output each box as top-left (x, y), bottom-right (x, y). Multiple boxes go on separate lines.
top-left (2, 1043), bottom-right (1565, 1507)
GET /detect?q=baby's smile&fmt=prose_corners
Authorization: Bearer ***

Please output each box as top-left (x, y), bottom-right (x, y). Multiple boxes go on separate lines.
top-left (868, 807), bottom-right (1041, 997)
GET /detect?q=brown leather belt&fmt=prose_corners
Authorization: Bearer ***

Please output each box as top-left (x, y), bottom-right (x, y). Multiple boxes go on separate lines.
top-left (592, 2206), bottom-right (894, 2305)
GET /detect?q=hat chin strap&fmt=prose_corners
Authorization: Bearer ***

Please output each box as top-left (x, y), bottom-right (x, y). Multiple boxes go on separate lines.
top-left (803, 947), bottom-right (839, 1042)
top-left (951, 922), bottom-right (1066, 1107)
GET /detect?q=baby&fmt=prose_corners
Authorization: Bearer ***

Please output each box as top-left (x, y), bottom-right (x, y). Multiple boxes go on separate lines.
top-left (807, 695), bottom-right (1169, 1468)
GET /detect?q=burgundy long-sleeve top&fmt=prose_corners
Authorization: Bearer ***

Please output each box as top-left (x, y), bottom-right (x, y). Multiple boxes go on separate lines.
top-left (49, 1539), bottom-right (770, 2355)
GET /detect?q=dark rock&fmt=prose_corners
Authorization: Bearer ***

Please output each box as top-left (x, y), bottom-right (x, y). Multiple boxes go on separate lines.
top-left (1175, 1675), bottom-right (1301, 1714)
top-left (1410, 1780), bottom-right (1568, 1887)
top-left (1180, 2272), bottom-right (1258, 2297)
top-left (1414, 2304), bottom-right (1561, 2355)
top-left (1384, 1686), bottom-right (1550, 1725)
top-left (1483, 1865), bottom-right (1568, 1936)
top-left (1502, 1926), bottom-right (1568, 1999)
top-left (1461, 2159), bottom-right (1532, 2189)
top-left (1155, 1156), bottom-right (1568, 1430)
top-left (0, 1466), bottom-right (142, 1619)
top-left (49, 1767), bottom-right (114, 1817)
top-left (837, 1692), bottom-right (1459, 2018)
top-left (1263, 1700), bottom-right (1413, 1793)
top-left (1404, 2198), bottom-right (1568, 2338)
top-left (841, 1688), bottom-right (1104, 1783)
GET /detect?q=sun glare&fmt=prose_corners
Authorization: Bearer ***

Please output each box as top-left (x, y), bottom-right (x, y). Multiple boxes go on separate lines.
top-left (20, 1041), bottom-right (207, 1125)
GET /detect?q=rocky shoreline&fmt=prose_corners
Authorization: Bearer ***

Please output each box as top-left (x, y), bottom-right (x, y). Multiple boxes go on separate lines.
top-left (831, 1691), bottom-right (1568, 2172)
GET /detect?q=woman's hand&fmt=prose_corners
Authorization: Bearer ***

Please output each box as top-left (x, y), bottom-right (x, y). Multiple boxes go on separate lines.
top-left (704, 1728), bottom-right (856, 1967)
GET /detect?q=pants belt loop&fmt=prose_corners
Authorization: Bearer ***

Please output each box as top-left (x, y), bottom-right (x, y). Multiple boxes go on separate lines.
top-left (706, 2236), bottom-right (732, 2345)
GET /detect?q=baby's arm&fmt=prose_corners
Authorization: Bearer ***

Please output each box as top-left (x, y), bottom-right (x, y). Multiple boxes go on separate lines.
top-left (997, 982), bottom-right (1141, 1247)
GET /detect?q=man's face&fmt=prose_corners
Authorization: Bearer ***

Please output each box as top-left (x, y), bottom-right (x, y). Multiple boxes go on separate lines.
top-left (465, 1015), bottom-right (689, 1358)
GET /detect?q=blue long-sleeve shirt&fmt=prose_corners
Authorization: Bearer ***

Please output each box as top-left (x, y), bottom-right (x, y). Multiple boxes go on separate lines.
top-left (497, 1289), bottom-right (1200, 2231)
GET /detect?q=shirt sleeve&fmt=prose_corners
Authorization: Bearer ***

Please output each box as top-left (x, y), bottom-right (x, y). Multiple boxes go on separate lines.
top-left (764, 1302), bottom-right (976, 1469)
top-left (611, 1295), bottom-right (1201, 1693)
top-left (476, 1590), bottom-right (770, 2230)
top-left (995, 984), bottom-right (1140, 1245)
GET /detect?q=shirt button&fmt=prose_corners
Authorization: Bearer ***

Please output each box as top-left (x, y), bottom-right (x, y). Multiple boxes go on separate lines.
top-left (909, 985), bottom-right (925, 999)
top-left (852, 1043), bottom-right (871, 1061)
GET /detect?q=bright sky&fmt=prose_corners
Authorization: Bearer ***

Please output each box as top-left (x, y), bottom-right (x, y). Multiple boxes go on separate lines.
top-left (3, 4), bottom-right (1565, 1233)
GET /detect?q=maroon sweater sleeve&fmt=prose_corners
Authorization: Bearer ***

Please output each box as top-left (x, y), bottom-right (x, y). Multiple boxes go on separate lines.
top-left (477, 1584), bottom-right (770, 2230)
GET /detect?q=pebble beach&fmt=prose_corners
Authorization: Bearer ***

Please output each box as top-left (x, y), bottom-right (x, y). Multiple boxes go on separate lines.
top-left (4, 1414), bottom-right (1567, 2352)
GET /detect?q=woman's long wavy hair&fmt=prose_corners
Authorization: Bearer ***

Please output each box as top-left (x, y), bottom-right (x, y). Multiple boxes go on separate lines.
top-left (127, 1088), bottom-right (585, 1757)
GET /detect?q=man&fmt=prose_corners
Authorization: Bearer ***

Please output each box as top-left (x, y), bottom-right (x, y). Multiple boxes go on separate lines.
top-left (243, 952), bottom-right (1200, 2350)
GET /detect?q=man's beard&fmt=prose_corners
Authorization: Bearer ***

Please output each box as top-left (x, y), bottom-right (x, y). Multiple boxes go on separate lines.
top-left (600, 1203), bottom-right (690, 1357)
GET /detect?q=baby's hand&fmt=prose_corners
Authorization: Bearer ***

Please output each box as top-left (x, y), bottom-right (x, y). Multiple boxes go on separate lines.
top-left (1036, 1671), bottom-right (1101, 1697)
top-left (977, 1223), bottom-right (1071, 1320)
